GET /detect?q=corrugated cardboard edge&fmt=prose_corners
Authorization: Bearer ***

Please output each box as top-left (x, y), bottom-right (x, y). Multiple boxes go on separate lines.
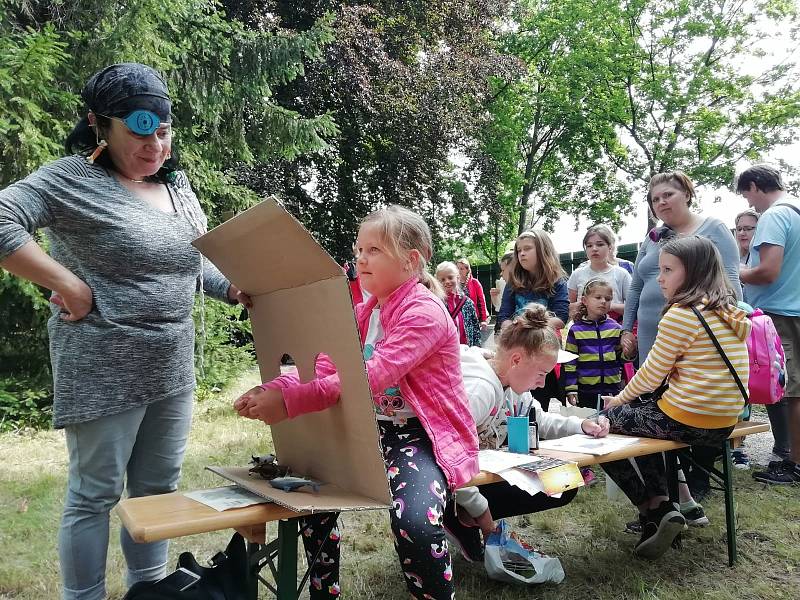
top-left (208, 466), bottom-right (388, 514)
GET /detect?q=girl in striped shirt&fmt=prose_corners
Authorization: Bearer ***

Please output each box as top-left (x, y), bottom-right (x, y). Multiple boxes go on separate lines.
top-left (600, 236), bottom-right (750, 560)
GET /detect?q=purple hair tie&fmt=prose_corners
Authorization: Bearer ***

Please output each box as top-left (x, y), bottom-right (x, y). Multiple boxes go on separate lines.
top-left (648, 226), bottom-right (676, 243)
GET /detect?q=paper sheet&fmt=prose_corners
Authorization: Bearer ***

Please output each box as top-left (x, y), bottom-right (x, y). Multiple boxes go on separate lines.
top-left (478, 449), bottom-right (538, 473)
top-left (537, 433), bottom-right (641, 455)
top-left (184, 485), bottom-right (271, 511)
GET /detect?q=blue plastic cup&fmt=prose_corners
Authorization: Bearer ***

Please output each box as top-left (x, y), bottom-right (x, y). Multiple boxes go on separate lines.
top-left (507, 416), bottom-right (530, 454)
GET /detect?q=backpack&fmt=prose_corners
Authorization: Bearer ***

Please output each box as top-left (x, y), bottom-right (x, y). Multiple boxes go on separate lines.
top-left (746, 309), bottom-right (786, 405)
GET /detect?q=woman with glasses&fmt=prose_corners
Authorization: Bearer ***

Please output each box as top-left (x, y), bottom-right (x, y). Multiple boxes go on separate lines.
top-left (735, 208), bottom-right (759, 264)
top-left (0, 63), bottom-right (250, 600)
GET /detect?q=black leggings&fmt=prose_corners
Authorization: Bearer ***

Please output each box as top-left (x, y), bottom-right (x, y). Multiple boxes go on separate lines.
top-left (301, 419), bottom-right (452, 599)
top-left (600, 399), bottom-right (733, 506)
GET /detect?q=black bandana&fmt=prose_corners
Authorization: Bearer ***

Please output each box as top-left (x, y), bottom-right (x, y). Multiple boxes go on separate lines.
top-left (81, 63), bottom-right (171, 121)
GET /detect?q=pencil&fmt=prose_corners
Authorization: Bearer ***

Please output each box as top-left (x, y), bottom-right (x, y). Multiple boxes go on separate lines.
top-left (596, 393), bottom-right (601, 424)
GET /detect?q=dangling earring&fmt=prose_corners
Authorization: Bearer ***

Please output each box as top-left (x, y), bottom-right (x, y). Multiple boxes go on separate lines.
top-left (86, 139), bottom-right (108, 165)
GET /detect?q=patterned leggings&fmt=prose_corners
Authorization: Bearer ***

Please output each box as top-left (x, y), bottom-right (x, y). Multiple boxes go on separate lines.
top-left (600, 399), bottom-right (733, 506)
top-left (300, 418), bottom-right (453, 599)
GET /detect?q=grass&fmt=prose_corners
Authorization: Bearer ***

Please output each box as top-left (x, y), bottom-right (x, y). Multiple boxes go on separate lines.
top-left (1, 370), bottom-right (799, 599)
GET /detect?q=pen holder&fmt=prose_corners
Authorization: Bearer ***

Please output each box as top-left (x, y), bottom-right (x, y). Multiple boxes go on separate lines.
top-left (507, 416), bottom-right (530, 454)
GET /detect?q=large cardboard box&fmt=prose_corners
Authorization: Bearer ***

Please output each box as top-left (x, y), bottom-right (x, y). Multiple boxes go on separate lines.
top-left (193, 199), bottom-right (391, 513)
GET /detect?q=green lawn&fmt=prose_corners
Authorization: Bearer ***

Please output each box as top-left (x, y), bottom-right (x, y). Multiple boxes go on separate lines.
top-left (1, 370), bottom-right (798, 599)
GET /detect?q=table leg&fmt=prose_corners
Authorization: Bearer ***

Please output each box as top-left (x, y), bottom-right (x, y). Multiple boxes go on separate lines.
top-left (721, 439), bottom-right (737, 566)
top-left (276, 518), bottom-right (299, 600)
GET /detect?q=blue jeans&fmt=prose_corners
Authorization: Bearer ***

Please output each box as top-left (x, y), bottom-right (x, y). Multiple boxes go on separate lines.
top-left (59, 391), bottom-right (193, 600)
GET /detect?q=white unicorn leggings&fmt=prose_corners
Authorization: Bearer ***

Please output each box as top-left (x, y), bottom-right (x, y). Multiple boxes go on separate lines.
top-left (301, 418), bottom-right (453, 599)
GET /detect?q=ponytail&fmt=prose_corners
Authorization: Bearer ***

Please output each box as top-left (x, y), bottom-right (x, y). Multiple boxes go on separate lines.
top-left (497, 303), bottom-right (560, 356)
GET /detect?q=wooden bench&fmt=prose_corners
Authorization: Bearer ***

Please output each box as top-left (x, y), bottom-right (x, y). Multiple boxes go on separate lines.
top-left (116, 421), bottom-right (769, 598)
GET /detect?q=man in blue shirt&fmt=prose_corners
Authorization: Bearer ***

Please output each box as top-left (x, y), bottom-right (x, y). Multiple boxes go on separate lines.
top-left (738, 164), bottom-right (800, 484)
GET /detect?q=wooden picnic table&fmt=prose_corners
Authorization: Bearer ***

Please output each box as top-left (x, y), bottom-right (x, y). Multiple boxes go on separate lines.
top-left (116, 421), bottom-right (769, 598)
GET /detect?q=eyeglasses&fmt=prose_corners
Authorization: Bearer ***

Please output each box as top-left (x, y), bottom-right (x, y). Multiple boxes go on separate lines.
top-left (735, 226), bottom-right (756, 233)
top-left (97, 110), bottom-right (171, 136)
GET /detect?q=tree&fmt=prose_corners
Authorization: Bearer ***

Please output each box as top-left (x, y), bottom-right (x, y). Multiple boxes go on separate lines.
top-left (604, 0), bottom-right (800, 226)
top-left (0, 0), bottom-right (337, 423)
top-left (232, 0), bottom-right (516, 261)
top-left (470, 0), bottom-right (636, 237)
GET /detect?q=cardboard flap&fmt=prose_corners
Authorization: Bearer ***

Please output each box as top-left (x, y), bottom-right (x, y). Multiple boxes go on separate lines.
top-left (193, 198), bottom-right (391, 511)
top-left (208, 467), bottom-right (388, 513)
top-left (192, 199), bottom-right (342, 296)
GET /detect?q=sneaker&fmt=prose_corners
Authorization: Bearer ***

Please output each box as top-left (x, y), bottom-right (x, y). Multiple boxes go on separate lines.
top-left (772, 447), bottom-right (790, 461)
top-left (752, 460), bottom-right (800, 485)
top-left (442, 507), bottom-right (484, 562)
top-left (634, 501), bottom-right (686, 560)
top-left (680, 504), bottom-right (709, 527)
top-left (732, 450), bottom-right (750, 470)
top-left (581, 467), bottom-right (597, 486)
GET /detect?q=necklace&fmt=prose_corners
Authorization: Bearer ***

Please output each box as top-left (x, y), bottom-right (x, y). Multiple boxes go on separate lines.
top-left (125, 177), bottom-right (147, 183)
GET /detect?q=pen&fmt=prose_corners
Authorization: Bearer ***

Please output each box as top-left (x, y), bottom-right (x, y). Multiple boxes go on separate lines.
top-left (596, 393), bottom-right (601, 425)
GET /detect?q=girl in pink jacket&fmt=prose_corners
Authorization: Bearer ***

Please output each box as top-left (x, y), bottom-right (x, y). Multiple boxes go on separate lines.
top-left (235, 205), bottom-right (478, 600)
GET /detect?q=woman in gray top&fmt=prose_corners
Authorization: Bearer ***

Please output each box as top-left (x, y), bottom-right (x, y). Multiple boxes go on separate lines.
top-left (619, 171), bottom-right (741, 529)
top-left (0, 64), bottom-right (249, 600)
top-left (622, 172), bottom-right (741, 359)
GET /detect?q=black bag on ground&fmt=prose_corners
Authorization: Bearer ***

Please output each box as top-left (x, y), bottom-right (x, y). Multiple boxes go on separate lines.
top-left (123, 533), bottom-right (250, 600)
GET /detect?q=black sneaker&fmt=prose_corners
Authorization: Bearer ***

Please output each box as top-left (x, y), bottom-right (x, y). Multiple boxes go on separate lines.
top-left (634, 501), bottom-right (686, 560)
top-left (442, 507), bottom-right (484, 562)
top-left (752, 460), bottom-right (800, 485)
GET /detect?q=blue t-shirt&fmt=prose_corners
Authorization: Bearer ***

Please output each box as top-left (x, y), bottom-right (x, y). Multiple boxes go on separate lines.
top-left (497, 278), bottom-right (569, 325)
top-left (746, 196), bottom-right (800, 316)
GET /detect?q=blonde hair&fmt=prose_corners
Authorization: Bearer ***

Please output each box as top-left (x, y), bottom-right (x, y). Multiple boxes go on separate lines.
top-left (435, 261), bottom-right (463, 295)
top-left (508, 230), bottom-right (565, 295)
top-left (577, 278), bottom-right (613, 320)
top-left (735, 208), bottom-right (759, 226)
top-left (660, 236), bottom-right (736, 312)
top-left (420, 271), bottom-right (446, 300)
top-left (361, 205), bottom-right (433, 277)
top-left (497, 303), bottom-right (561, 357)
top-left (499, 252), bottom-right (514, 267)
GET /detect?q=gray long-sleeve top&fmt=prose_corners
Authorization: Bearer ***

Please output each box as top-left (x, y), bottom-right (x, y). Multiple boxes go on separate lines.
top-left (0, 156), bottom-right (231, 427)
top-left (622, 217), bottom-right (741, 360)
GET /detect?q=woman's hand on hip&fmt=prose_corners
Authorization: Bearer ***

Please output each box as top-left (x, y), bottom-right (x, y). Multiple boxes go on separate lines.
top-left (234, 386), bottom-right (288, 424)
top-left (50, 278), bottom-right (93, 321)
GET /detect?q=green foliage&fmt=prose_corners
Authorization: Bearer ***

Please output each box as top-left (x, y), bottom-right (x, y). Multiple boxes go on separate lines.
top-left (0, 0), bottom-right (337, 427)
top-left (193, 298), bottom-right (255, 402)
top-left (0, 375), bottom-right (52, 432)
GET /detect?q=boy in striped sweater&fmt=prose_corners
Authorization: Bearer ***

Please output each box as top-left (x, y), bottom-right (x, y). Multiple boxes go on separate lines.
top-left (600, 237), bottom-right (750, 560)
top-left (564, 278), bottom-right (630, 408)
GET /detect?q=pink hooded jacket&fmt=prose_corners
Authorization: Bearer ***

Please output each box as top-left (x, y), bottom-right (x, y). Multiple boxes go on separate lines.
top-left (264, 276), bottom-right (479, 490)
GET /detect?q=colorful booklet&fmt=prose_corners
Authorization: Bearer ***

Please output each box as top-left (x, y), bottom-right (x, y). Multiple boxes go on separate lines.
top-left (517, 458), bottom-right (584, 496)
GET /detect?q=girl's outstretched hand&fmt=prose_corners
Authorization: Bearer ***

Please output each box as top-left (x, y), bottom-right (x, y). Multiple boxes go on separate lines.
top-left (602, 394), bottom-right (623, 409)
top-left (234, 386), bottom-right (288, 424)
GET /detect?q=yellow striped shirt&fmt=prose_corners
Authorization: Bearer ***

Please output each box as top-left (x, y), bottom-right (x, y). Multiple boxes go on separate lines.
top-left (620, 304), bottom-right (750, 428)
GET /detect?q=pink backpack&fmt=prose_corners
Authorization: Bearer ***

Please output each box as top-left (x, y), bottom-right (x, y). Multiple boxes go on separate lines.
top-left (747, 309), bottom-right (786, 405)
